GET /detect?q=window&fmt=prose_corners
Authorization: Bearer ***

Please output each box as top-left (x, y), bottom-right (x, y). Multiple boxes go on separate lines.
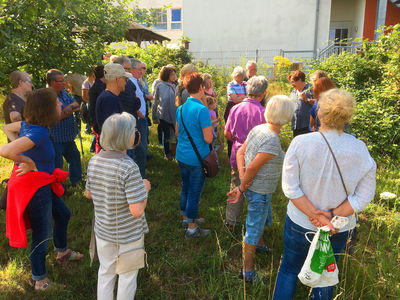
top-left (171, 8), bottom-right (182, 30)
top-left (151, 9), bottom-right (167, 30)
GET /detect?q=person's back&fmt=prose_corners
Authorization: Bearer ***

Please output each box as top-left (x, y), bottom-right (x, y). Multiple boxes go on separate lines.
top-left (95, 90), bottom-right (123, 133)
top-left (283, 130), bottom-right (376, 232)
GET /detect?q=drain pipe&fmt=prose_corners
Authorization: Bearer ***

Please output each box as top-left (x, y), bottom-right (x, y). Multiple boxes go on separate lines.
top-left (313, 0), bottom-right (320, 59)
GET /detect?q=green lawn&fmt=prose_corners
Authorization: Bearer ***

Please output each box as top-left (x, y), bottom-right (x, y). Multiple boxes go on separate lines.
top-left (0, 122), bottom-right (399, 300)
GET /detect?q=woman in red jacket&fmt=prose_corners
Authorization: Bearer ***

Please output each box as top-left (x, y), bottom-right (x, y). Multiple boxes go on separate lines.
top-left (0, 88), bottom-right (83, 291)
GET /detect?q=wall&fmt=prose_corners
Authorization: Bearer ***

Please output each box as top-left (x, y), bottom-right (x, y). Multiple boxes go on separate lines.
top-left (183, 0), bottom-right (331, 61)
top-left (363, 0), bottom-right (400, 40)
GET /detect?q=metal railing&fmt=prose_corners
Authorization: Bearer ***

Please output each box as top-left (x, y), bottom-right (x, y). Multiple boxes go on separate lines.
top-left (317, 42), bottom-right (362, 60)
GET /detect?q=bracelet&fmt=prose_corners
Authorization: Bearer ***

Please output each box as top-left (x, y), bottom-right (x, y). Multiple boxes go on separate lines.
top-left (329, 209), bottom-right (334, 218)
top-left (238, 186), bottom-right (244, 193)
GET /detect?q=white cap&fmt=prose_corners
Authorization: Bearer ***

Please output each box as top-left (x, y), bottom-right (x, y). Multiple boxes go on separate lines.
top-left (104, 62), bottom-right (132, 81)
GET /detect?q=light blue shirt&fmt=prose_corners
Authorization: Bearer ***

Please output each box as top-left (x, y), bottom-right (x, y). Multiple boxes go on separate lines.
top-left (130, 77), bottom-right (146, 116)
top-left (176, 97), bottom-right (212, 166)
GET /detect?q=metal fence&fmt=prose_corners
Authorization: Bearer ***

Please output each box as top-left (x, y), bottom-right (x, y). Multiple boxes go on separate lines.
top-left (190, 49), bottom-right (316, 67)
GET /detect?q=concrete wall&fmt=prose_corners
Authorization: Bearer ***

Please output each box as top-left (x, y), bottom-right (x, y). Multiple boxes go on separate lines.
top-left (137, 0), bottom-right (183, 45)
top-left (183, 0), bottom-right (331, 56)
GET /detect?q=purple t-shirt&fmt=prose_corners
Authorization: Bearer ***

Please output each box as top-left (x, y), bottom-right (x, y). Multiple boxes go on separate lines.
top-left (225, 98), bottom-right (266, 168)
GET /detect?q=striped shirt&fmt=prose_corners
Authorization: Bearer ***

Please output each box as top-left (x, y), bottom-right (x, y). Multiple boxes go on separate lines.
top-left (227, 80), bottom-right (247, 103)
top-left (86, 150), bottom-right (148, 244)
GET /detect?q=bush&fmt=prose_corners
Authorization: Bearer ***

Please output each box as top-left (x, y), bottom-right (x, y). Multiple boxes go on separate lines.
top-left (309, 25), bottom-right (400, 161)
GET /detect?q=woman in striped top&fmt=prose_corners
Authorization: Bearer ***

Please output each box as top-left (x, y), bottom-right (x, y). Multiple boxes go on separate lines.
top-left (86, 112), bottom-right (151, 300)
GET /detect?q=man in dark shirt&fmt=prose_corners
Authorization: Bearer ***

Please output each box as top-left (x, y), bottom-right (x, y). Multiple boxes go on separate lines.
top-left (3, 71), bottom-right (33, 125)
top-left (89, 66), bottom-right (106, 134)
top-left (96, 62), bottom-right (132, 134)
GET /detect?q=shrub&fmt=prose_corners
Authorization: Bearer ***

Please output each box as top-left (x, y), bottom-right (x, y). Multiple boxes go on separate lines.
top-left (309, 25), bottom-right (400, 161)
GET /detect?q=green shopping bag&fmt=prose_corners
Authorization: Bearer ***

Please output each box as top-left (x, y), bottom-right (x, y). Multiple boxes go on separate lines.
top-left (298, 227), bottom-right (339, 287)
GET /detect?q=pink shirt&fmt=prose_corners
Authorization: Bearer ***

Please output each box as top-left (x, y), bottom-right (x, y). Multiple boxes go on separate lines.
top-left (225, 98), bottom-right (266, 168)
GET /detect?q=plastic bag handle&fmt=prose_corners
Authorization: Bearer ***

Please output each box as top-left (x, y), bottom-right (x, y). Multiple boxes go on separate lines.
top-left (304, 231), bottom-right (316, 243)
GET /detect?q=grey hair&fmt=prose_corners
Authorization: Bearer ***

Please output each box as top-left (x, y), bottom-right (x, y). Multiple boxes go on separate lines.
top-left (247, 76), bottom-right (268, 97)
top-left (245, 60), bottom-right (257, 69)
top-left (100, 112), bottom-right (137, 151)
top-left (265, 95), bottom-right (295, 125)
top-left (231, 66), bottom-right (246, 79)
top-left (113, 56), bottom-right (131, 67)
top-left (46, 69), bottom-right (63, 84)
top-left (130, 58), bottom-right (142, 69)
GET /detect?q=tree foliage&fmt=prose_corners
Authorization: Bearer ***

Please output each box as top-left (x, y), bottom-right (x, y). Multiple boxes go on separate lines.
top-left (0, 0), bottom-right (151, 91)
top-left (310, 25), bottom-right (400, 161)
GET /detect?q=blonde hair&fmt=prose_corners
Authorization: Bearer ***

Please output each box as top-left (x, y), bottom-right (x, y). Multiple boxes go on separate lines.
top-left (231, 66), bottom-right (246, 80)
top-left (310, 70), bottom-right (327, 83)
top-left (265, 95), bottom-right (294, 125)
top-left (176, 64), bottom-right (198, 106)
top-left (205, 96), bottom-right (216, 108)
top-left (318, 89), bottom-right (355, 130)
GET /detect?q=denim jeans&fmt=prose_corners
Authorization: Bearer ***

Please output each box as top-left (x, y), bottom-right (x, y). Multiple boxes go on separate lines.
top-left (133, 118), bottom-right (148, 179)
top-left (26, 185), bottom-right (71, 281)
top-left (243, 190), bottom-right (272, 245)
top-left (178, 161), bottom-right (205, 222)
top-left (273, 215), bottom-right (352, 300)
top-left (159, 119), bottom-right (174, 156)
top-left (53, 141), bottom-right (82, 185)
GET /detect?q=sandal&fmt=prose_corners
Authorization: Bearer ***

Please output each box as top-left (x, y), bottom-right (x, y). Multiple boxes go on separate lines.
top-left (56, 249), bottom-right (84, 263)
top-left (35, 279), bottom-right (66, 291)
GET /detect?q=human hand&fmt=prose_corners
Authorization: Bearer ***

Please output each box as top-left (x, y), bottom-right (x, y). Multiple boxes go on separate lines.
top-left (143, 179), bottom-right (151, 194)
top-left (227, 187), bottom-right (241, 204)
top-left (309, 210), bottom-right (336, 232)
top-left (137, 111), bottom-right (145, 119)
top-left (62, 105), bottom-right (73, 118)
top-left (16, 161), bottom-right (38, 176)
top-left (71, 104), bottom-right (81, 112)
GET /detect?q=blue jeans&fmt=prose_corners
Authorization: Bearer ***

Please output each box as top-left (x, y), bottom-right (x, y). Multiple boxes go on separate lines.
top-left (134, 118), bottom-right (148, 179)
top-left (178, 161), bottom-right (205, 222)
top-left (273, 215), bottom-right (353, 300)
top-left (26, 185), bottom-right (71, 281)
top-left (54, 141), bottom-right (82, 185)
top-left (244, 190), bottom-right (272, 245)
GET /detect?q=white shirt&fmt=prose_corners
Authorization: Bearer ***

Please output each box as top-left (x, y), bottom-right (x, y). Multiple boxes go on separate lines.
top-left (130, 77), bottom-right (146, 116)
top-left (282, 130), bottom-right (376, 232)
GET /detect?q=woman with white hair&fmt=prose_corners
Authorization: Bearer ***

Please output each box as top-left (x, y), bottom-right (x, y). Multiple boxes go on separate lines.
top-left (86, 112), bottom-right (151, 300)
top-left (224, 66), bottom-right (248, 159)
top-left (227, 95), bottom-right (294, 282)
top-left (273, 89), bottom-right (376, 299)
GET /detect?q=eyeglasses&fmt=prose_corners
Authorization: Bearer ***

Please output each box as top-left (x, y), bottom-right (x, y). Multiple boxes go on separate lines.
top-left (55, 79), bottom-right (65, 83)
top-left (124, 67), bottom-right (133, 71)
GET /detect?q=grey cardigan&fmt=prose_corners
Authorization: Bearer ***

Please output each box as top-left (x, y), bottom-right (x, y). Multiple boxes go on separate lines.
top-left (153, 81), bottom-right (177, 125)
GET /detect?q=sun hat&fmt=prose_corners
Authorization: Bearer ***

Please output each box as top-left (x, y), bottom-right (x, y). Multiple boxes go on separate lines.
top-left (104, 62), bottom-right (132, 81)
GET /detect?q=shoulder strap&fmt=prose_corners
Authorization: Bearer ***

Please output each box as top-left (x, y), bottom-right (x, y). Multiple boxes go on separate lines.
top-left (319, 132), bottom-right (349, 196)
top-left (179, 105), bottom-right (206, 166)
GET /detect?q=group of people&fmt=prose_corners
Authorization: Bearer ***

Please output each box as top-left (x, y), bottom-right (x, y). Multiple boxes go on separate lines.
top-left (0, 56), bottom-right (377, 299)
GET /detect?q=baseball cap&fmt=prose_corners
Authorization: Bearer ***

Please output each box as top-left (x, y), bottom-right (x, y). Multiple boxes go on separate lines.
top-left (104, 62), bottom-right (132, 81)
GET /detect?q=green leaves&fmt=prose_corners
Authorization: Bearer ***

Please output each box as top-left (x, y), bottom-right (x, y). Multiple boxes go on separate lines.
top-left (0, 0), bottom-right (150, 90)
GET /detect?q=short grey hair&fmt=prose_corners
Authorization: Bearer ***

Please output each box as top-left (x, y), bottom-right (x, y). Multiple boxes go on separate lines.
top-left (245, 60), bottom-right (257, 69)
top-left (46, 69), bottom-right (63, 84)
top-left (231, 66), bottom-right (246, 79)
top-left (130, 58), bottom-right (142, 69)
top-left (247, 76), bottom-right (268, 97)
top-left (100, 112), bottom-right (137, 151)
top-left (265, 95), bottom-right (294, 125)
top-left (113, 56), bottom-right (131, 67)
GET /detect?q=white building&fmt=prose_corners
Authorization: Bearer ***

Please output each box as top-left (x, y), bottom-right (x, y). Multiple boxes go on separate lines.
top-left (137, 0), bottom-right (400, 64)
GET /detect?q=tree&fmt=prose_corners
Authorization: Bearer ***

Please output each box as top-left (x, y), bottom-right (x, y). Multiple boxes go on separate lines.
top-left (0, 0), bottom-right (152, 92)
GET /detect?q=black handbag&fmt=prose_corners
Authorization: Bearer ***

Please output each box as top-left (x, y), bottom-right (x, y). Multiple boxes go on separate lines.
top-left (180, 105), bottom-right (220, 178)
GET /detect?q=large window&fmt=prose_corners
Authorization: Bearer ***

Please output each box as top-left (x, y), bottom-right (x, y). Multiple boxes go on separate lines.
top-left (152, 9), bottom-right (167, 30)
top-left (171, 8), bottom-right (182, 30)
